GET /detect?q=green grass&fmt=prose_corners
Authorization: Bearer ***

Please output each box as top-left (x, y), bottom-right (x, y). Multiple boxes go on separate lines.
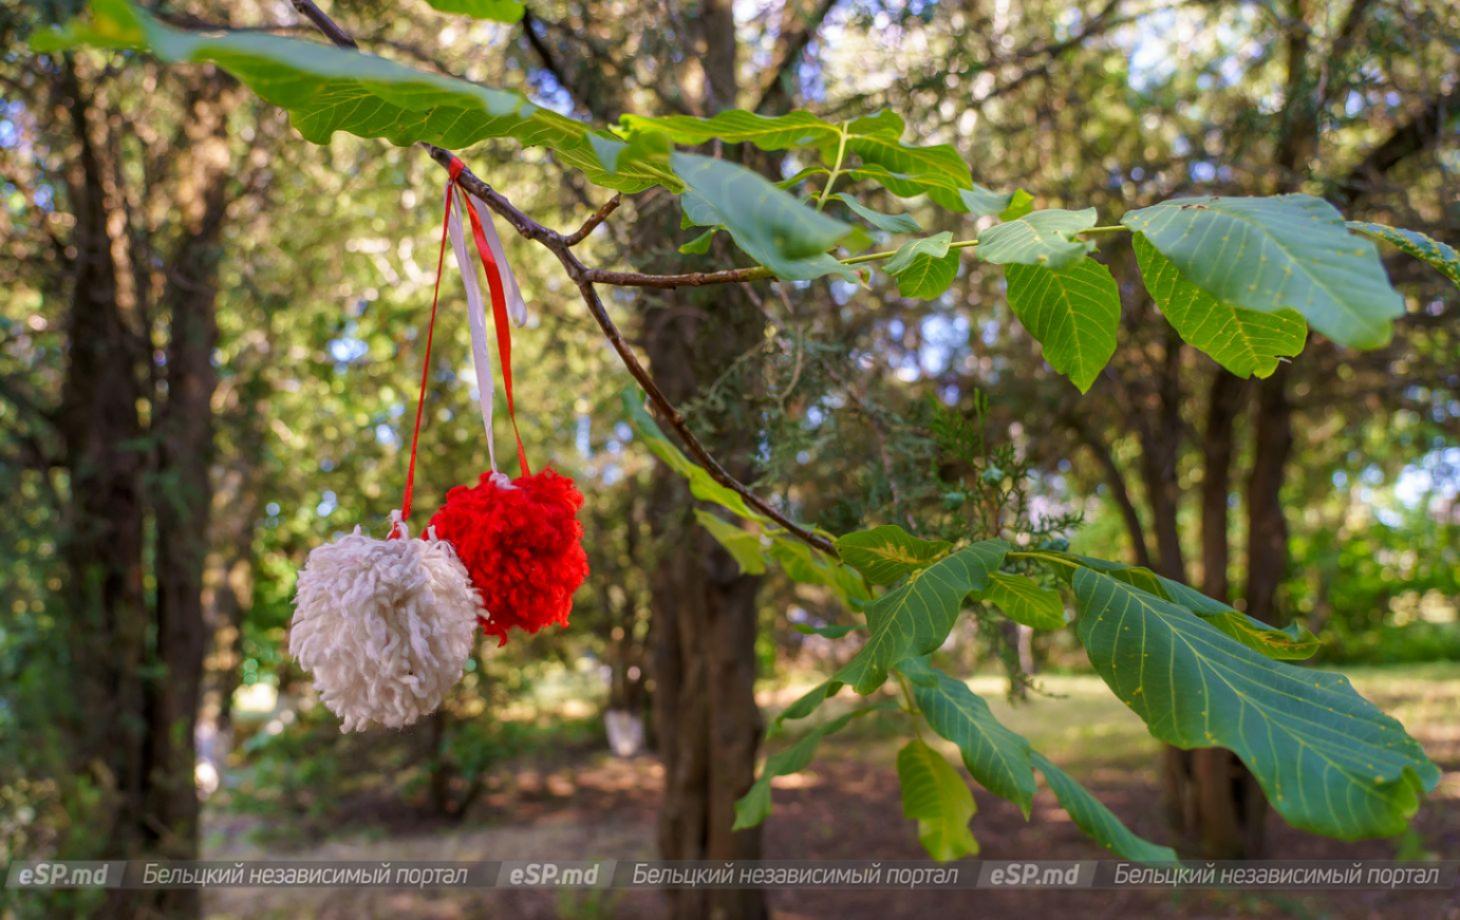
top-left (767, 661), bottom-right (1460, 780)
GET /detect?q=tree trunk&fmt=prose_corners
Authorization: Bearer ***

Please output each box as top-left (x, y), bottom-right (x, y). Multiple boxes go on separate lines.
top-left (1163, 371), bottom-right (1267, 858)
top-left (642, 261), bottom-right (767, 920)
top-left (641, 211), bottom-right (768, 920)
top-left (1245, 366), bottom-right (1294, 623)
top-left (55, 62), bottom-right (151, 866)
top-left (1135, 331), bottom-right (1187, 581)
top-left (635, 5), bottom-right (769, 918)
top-left (145, 79), bottom-right (232, 918)
top-left (53, 63), bottom-right (235, 918)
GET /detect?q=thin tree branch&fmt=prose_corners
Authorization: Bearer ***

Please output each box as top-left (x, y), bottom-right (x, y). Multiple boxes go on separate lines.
top-left (288, 0), bottom-right (357, 49)
top-left (582, 264), bottom-right (774, 288)
top-left (291, 0), bottom-right (836, 555)
top-left (562, 194), bottom-right (622, 245)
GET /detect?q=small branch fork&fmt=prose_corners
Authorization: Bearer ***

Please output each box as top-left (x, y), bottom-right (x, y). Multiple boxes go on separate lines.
top-left (292, 0), bottom-right (835, 555)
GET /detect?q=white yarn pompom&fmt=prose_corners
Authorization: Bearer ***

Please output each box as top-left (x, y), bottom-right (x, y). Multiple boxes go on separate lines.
top-left (289, 517), bottom-right (482, 732)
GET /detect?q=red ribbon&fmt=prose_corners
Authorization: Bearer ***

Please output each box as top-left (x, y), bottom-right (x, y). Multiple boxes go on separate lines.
top-left (450, 157), bottom-right (530, 477)
top-left (395, 158), bottom-right (530, 537)
top-left (392, 181), bottom-right (454, 538)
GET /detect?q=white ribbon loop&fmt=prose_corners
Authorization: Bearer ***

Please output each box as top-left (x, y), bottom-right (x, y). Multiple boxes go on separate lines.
top-left (465, 190), bottom-right (529, 327)
top-left (447, 186), bottom-right (499, 473)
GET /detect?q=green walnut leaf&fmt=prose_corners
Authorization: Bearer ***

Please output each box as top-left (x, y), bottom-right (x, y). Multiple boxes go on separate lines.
top-left (835, 524), bottom-right (952, 586)
top-left (929, 183), bottom-right (1032, 219)
top-left (677, 228), bottom-right (717, 254)
top-left (839, 111), bottom-right (974, 199)
top-left (984, 571), bottom-right (1067, 630)
top-left (1122, 196), bottom-right (1404, 349)
top-left (1347, 221), bottom-right (1460, 289)
top-left (884, 232), bottom-right (961, 299)
top-left (846, 162), bottom-right (968, 196)
top-left (793, 622), bottom-right (858, 639)
top-left (735, 702), bottom-right (890, 829)
top-left (771, 680), bottom-right (842, 734)
top-left (1031, 752), bottom-right (1178, 862)
top-left (623, 109), bottom-right (836, 151)
top-left (899, 657), bottom-right (1038, 813)
top-left (832, 193), bottom-right (921, 234)
top-left (36, 0), bottom-right (666, 192)
top-left (836, 540), bottom-right (1009, 693)
top-left (977, 208), bottom-right (1098, 270)
top-left (1058, 554), bottom-right (1320, 660)
top-left (1004, 257), bottom-right (1120, 392)
top-left (1000, 189), bottom-right (1036, 221)
top-left (624, 109), bottom-right (974, 200)
top-left (673, 151), bottom-right (855, 281)
top-left (1133, 233), bottom-right (1306, 378)
top-left (422, 0), bottom-right (524, 22)
top-left (693, 510), bottom-right (766, 575)
top-left (930, 184), bottom-right (1008, 216)
top-left (767, 536), bottom-right (870, 605)
top-left (1073, 567), bottom-right (1439, 840)
top-left (897, 739), bottom-right (979, 860)
top-left (1149, 573), bottom-right (1320, 660)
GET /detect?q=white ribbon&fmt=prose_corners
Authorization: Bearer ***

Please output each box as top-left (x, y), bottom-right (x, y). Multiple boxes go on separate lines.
top-left (464, 190), bottom-right (529, 327)
top-left (447, 186), bottom-right (499, 473)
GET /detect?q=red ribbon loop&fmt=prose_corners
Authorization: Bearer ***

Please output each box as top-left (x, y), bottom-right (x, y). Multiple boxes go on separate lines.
top-left (460, 195), bottom-right (531, 477)
top-left (393, 181), bottom-right (454, 538)
top-left (396, 160), bottom-right (532, 536)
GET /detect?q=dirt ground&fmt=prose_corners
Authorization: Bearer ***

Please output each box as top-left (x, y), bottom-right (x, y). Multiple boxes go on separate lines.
top-left (203, 668), bottom-right (1460, 919)
top-left (203, 748), bottom-right (1459, 919)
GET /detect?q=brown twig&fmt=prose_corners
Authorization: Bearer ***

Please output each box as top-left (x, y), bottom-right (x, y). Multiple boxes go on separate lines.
top-left (562, 194), bottom-right (622, 246)
top-left (288, 0), bottom-right (356, 49)
top-left (291, 0), bottom-right (836, 555)
top-left (581, 264), bottom-right (773, 288)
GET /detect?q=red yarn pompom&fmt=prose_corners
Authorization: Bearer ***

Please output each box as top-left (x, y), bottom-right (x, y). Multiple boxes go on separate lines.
top-left (428, 468), bottom-right (589, 645)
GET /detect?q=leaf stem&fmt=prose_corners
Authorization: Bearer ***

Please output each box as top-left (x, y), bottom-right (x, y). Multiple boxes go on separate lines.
top-left (1078, 225), bottom-right (1129, 236)
top-left (583, 235), bottom-right (983, 287)
top-left (1007, 549), bottom-right (1080, 569)
top-left (841, 237), bottom-right (979, 267)
top-left (893, 670), bottom-right (926, 738)
top-left (814, 122), bottom-right (851, 211)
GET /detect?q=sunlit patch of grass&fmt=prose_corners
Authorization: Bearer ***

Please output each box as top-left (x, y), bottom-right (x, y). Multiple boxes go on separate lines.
top-left (1340, 662), bottom-right (1460, 765)
top-left (767, 662), bottom-right (1460, 783)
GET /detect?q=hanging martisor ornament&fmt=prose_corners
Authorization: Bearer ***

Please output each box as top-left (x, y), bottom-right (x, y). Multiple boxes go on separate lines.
top-left (429, 158), bottom-right (590, 645)
top-left (289, 165), bottom-right (485, 732)
top-left (289, 156), bottom-right (588, 731)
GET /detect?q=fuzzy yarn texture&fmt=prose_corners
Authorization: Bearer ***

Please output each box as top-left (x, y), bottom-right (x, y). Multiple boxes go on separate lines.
top-left (289, 524), bottom-right (482, 732)
top-left (429, 468), bottom-right (589, 645)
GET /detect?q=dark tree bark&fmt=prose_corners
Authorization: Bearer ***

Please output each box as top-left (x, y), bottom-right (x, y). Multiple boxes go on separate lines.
top-left (144, 77), bottom-right (234, 918)
top-left (1245, 365), bottom-right (1295, 623)
top-left (203, 456), bottom-right (264, 737)
top-left (42, 57), bottom-right (239, 918)
top-left (54, 62), bottom-right (152, 867)
top-left (632, 6), bottom-right (775, 917)
top-left (1198, 372), bottom-right (1246, 603)
top-left (1134, 330), bottom-right (1186, 581)
top-left (1163, 370), bottom-right (1267, 858)
top-left (642, 225), bottom-right (768, 920)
